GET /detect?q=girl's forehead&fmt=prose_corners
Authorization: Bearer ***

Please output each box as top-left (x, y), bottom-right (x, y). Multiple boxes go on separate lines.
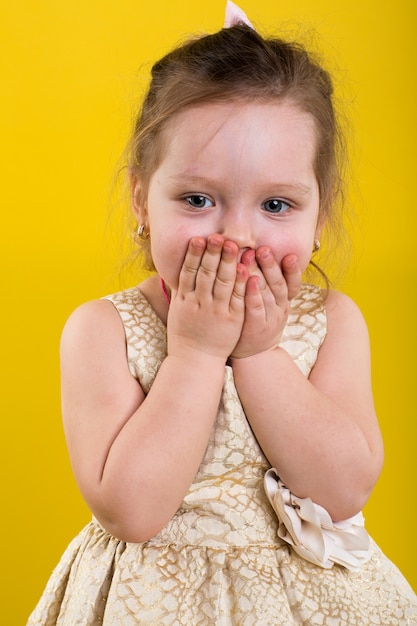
top-left (158, 100), bottom-right (318, 174)
top-left (147, 101), bottom-right (320, 201)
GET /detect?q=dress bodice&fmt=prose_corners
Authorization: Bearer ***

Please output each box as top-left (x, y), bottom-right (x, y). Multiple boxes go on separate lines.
top-left (105, 284), bottom-right (327, 548)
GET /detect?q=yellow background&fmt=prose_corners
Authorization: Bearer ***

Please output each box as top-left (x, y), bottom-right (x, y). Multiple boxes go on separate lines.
top-left (1, 0), bottom-right (416, 622)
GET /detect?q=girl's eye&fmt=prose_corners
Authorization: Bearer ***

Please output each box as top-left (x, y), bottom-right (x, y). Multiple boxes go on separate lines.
top-left (263, 199), bottom-right (290, 214)
top-left (185, 195), bottom-right (213, 209)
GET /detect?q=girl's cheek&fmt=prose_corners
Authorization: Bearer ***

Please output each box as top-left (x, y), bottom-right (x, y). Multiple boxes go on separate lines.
top-left (152, 238), bottom-right (189, 283)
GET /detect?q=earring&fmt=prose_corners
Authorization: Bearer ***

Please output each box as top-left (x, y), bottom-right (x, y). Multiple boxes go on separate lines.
top-left (137, 224), bottom-right (150, 240)
top-left (313, 239), bottom-right (320, 252)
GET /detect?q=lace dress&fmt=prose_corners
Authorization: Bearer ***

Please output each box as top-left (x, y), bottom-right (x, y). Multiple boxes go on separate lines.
top-left (28, 284), bottom-right (417, 625)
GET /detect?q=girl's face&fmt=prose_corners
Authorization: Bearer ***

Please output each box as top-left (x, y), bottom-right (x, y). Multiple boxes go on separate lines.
top-left (134, 100), bottom-right (323, 290)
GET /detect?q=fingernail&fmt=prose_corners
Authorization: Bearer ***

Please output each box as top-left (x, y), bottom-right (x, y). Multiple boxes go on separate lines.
top-left (258, 248), bottom-right (271, 259)
top-left (208, 235), bottom-right (222, 246)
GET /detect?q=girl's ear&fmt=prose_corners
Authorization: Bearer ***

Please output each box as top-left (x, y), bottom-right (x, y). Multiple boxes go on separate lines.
top-left (130, 172), bottom-right (147, 224)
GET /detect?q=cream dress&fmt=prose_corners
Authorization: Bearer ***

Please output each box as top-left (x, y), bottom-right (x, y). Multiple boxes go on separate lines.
top-left (28, 284), bottom-right (417, 625)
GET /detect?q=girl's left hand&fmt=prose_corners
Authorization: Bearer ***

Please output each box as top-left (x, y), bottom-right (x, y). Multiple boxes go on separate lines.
top-left (230, 247), bottom-right (302, 359)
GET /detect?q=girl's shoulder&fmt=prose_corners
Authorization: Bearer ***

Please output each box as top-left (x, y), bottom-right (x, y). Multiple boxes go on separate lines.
top-left (60, 282), bottom-right (167, 394)
top-left (60, 286), bottom-right (144, 357)
top-left (60, 297), bottom-right (128, 376)
top-left (61, 276), bottom-right (166, 345)
top-left (293, 284), bottom-right (366, 326)
top-left (286, 285), bottom-right (370, 373)
top-left (289, 284), bottom-right (368, 337)
top-left (323, 289), bottom-right (369, 334)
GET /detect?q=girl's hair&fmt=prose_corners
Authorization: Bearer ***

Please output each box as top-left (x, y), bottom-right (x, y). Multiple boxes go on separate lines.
top-left (129, 24), bottom-right (348, 280)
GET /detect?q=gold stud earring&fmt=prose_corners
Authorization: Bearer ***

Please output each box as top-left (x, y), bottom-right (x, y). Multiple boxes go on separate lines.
top-left (137, 224), bottom-right (150, 240)
top-left (313, 239), bottom-right (320, 252)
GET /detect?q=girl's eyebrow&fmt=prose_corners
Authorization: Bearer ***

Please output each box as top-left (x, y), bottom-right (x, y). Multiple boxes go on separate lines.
top-left (168, 173), bottom-right (313, 195)
top-left (167, 173), bottom-right (237, 194)
top-left (168, 174), bottom-right (217, 189)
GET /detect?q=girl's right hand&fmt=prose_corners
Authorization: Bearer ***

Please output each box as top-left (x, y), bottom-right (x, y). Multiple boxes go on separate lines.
top-left (166, 235), bottom-right (247, 362)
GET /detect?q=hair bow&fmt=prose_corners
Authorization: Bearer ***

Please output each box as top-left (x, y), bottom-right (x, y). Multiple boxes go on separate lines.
top-left (224, 1), bottom-right (254, 28)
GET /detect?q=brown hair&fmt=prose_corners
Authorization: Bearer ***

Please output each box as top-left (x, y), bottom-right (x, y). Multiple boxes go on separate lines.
top-left (129, 24), bottom-right (348, 280)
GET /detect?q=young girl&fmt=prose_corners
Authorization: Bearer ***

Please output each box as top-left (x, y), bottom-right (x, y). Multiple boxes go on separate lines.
top-left (28, 3), bottom-right (416, 624)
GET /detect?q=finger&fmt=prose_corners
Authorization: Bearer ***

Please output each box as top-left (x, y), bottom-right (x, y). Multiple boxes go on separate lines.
top-left (212, 240), bottom-right (239, 301)
top-left (281, 254), bottom-right (302, 300)
top-left (255, 246), bottom-right (288, 306)
top-left (230, 262), bottom-right (248, 314)
top-left (194, 234), bottom-right (225, 295)
top-left (241, 248), bottom-right (257, 272)
top-left (244, 274), bottom-right (266, 317)
top-left (241, 248), bottom-right (266, 287)
top-left (178, 237), bottom-right (207, 294)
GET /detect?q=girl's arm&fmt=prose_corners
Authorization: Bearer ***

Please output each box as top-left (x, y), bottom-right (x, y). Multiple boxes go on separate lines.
top-left (61, 236), bottom-right (246, 543)
top-left (231, 289), bottom-right (384, 522)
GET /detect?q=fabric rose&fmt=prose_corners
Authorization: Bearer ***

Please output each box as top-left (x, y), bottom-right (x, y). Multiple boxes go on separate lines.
top-left (264, 468), bottom-right (371, 571)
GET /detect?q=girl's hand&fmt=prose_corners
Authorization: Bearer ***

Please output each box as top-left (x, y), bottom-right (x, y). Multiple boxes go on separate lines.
top-left (167, 235), bottom-right (248, 361)
top-left (231, 247), bottom-right (302, 359)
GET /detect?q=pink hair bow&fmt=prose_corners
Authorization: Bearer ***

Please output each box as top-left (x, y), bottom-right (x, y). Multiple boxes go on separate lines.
top-left (224, 1), bottom-right (254, 28)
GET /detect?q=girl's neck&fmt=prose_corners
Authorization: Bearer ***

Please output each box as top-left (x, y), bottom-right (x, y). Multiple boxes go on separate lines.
top-left (136, 275), bottom-right (170, 325)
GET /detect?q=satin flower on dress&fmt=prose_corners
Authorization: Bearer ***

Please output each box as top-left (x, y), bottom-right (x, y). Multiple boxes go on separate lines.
top-left (264, 467), bottom-right (371, 571)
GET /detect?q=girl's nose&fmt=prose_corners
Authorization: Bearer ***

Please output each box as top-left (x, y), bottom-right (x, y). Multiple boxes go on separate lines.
top-left (219, 208), bottom-right (256, 251)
